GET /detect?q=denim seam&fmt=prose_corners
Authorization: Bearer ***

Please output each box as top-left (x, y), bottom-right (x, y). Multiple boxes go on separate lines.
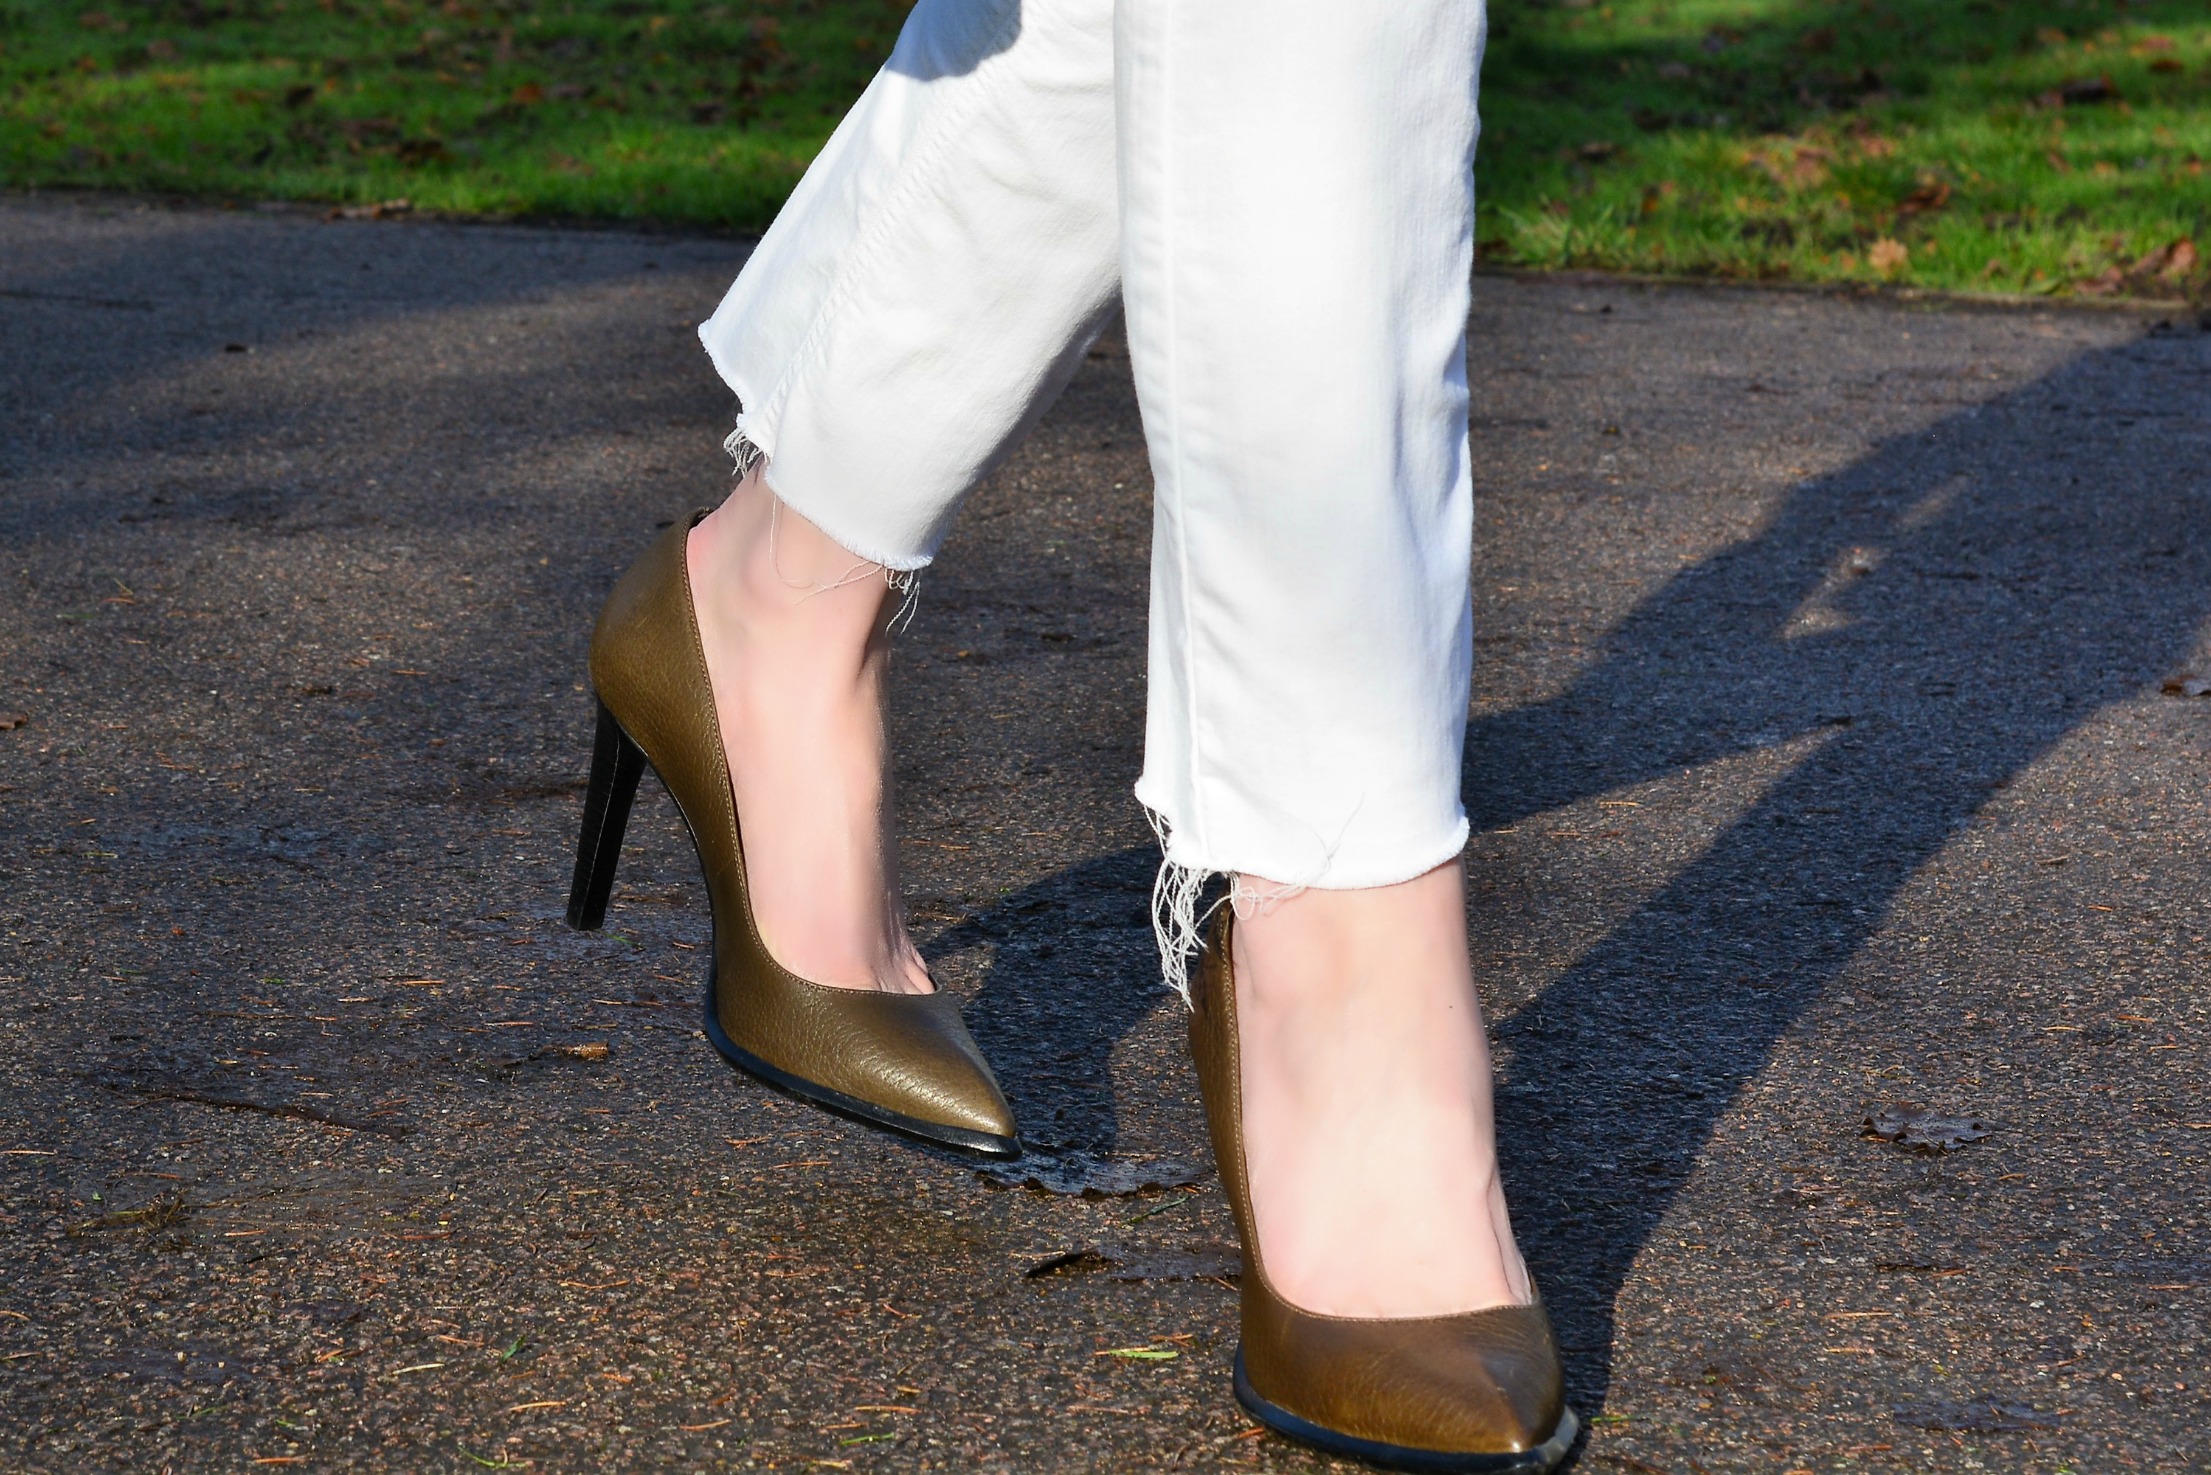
top-left (742, 3), bottom-right (1029, 485)
top-left (1145, 11), bottom-right (1220, 1004)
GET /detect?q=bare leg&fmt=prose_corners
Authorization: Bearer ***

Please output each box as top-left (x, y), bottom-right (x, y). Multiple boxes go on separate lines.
top-left (1232, 861), bottom-right (1530, 1317)
top-left (684, 466), bottom-right (933, 994)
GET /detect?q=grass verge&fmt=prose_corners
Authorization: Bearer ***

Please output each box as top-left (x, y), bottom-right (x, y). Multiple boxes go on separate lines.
top-left (0, 0), bottom-right (903, 226)
top-left (1479, 0), bottom-right (2211, 299)
top-left (3, 0), bottom-right (2208, 300)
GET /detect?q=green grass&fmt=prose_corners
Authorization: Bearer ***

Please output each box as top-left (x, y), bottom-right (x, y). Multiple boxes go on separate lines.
top-left (3, 0), bottom-right (2208, 299)
top-left (0, 0), bottom-right (905, 225)
top-left (1478, 0), bottom-right (2211, 297)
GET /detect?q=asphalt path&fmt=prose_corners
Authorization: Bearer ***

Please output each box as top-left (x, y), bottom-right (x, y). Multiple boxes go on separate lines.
top-left (2, 192), bottom-right (2207, 1472)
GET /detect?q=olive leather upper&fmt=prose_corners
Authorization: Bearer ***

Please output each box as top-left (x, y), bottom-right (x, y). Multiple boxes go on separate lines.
top-left (589, 514), bottom-right (1017, 1144)
top-left (1190, 910), bottom-right (1567, 1456)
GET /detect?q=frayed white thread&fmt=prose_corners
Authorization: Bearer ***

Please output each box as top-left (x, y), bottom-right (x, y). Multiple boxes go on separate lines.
top-left (1144, 798), bottom-right (1373, 1001)
top-left (884, 567), bottom-right (921, 634)
top-left (1228, 874), bottom-right (1307, 921)
top-left (724, 426), bottom-right (766, 483)
top-left (752, 469), bottom-right (923, 634)
top-left (1145, 809), bottom-right (1223, 1007)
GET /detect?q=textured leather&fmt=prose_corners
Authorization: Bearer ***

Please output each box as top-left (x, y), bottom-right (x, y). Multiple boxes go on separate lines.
top-left (589, 515), bottom-right (1017, 1144)
top-left (1189, 911), bottom-right (1567, 1458)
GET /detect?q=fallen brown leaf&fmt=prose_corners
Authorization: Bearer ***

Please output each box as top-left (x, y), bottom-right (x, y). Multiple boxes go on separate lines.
top-left (2128, 238), bottom-right (2199, 286)
top-left (325, 198), bottom-right (412, 222)
top-left (1863, 1102), bottom-right (1991, 1152)
top-left (1746, 140), bottom-right (1831, 189)
top-left (1895, 175), bottom-right (1952, 217)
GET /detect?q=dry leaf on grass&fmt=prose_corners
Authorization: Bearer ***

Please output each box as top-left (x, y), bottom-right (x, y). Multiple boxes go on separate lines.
top-left (2132, 238), bottom-right (2198, 285)
top-left (1867, 238), bottom-right (1911, 276)
top-left (1895, 175), bottom-right (1952, 217)
top-left (1745, 140), bottom-right (1830, 189)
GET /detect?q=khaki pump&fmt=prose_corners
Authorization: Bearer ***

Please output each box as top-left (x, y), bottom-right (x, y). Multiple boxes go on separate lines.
top-left (565, 514), bottom-right (1020, 1158)
top-left (1191, 910), bottom-right (1578, 1472)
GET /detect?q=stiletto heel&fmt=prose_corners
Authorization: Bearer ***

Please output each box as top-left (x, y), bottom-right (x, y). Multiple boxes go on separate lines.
top-left (566, 700), bottom-right (647, 932)
top-left (570, 515), bottom-right (1019, 1157)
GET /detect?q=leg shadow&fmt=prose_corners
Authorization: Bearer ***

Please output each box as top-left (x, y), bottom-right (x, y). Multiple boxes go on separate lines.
top-left (920, 845), bottom-right (1171, 1162)
top-left (1467, 322), bottom-right (2211, 1411)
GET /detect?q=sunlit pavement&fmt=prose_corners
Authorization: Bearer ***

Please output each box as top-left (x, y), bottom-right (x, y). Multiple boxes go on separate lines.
top-left (3, 192), bottom-right (2207, 1472)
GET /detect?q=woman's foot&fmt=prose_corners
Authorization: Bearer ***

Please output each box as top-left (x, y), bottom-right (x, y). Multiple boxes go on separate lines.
top-left (684, 466), bottom-right (933, 994)
top-left (1231, 861), bottom-right (1530, 1318)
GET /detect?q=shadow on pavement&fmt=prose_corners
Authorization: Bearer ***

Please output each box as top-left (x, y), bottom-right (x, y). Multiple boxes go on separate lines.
top-left (922, 845), bottom-right (1167, 1160)
top-left (1466, 323), bottom-right (2210, 1411)
top-left (886, 312), bottom-right (2208, 1424)
top-left (0, 198), bottom-right (744, 548)
top-left (9, 193), bottom-right (2204, 1466)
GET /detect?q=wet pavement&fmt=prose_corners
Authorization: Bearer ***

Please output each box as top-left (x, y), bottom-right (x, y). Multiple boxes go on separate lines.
top-left (3, 192), bottom-right (2208, 1472)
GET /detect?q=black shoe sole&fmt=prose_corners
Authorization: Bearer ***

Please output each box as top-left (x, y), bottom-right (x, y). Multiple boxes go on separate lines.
top-left (702, 972), bottom-right (1022, 1160)
top-left (1234, 1349), bottom-right (1579, 1473)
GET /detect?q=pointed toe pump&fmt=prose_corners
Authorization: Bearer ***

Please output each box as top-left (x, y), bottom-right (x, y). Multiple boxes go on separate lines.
top-left (565, 514), bottom-right (1020, 1158)
top-left (1190, 912), bottom-right (1578, 1473)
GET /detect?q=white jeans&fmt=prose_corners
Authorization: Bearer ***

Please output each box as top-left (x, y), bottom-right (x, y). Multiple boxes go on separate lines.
top-left (699, 0), bottom-right (1486, 979)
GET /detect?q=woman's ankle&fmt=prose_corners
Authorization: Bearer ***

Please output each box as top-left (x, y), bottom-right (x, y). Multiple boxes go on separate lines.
top-left (684, 469), bottom-right (930, 995)
top-left (1228, 862), bottom-right (1531, 1316)
top-left (1229, 864), bottom-right (1470, 1006)
top-left (690, 468), bottom-right (901, 653)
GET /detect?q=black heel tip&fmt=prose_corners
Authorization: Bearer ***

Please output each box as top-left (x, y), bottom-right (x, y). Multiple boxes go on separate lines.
top-left (565, 699), bottom-right (647, 938)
